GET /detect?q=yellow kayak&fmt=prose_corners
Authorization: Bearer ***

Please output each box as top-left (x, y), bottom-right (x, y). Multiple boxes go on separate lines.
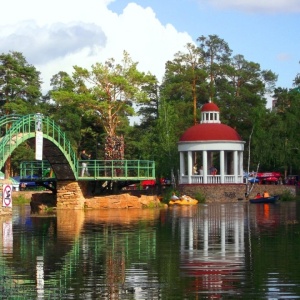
top-left (169, 195), bottom-right (198, 206)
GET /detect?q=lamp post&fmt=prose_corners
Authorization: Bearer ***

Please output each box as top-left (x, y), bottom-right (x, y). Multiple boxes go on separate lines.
top-left (95, 138), bottom-right (101, 160)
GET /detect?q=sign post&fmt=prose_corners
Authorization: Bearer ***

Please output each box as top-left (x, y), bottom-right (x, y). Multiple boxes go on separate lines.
top-left (2, 184), bottom-right (12, 208)
top-left (35, 113), bottom-right (43, 160)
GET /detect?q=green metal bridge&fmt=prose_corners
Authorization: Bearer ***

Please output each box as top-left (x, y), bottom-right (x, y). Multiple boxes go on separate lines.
top-left (0, 114), bottom-right (155, 185)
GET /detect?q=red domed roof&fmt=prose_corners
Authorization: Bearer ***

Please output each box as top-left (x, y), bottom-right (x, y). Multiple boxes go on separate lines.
top-left (201, 102), bottom-right (220, 112)
top-left (179, 123), bottom-right (242, 142)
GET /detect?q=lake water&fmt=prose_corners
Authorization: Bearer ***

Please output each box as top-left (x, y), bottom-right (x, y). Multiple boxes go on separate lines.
top-left (1, 201), bottom-right (300, 299)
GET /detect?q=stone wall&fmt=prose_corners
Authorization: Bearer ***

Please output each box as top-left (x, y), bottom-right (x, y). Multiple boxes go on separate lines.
top-left (179, 184), bottom-right (297, 202)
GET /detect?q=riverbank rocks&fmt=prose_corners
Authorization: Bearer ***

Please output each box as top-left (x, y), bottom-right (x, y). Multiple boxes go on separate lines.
top-left (84, 194), bottom-right (162, 209)
top-left (29, 192), bottom-right (163, 211)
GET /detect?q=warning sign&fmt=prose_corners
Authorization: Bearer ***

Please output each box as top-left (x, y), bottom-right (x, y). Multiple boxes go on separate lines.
top-left (2, 184), bottom-right (12, 207)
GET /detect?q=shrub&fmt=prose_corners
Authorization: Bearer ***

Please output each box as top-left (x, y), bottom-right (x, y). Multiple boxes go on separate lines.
top-left (12, 195), bottom-right (30, 205)
top-left (194, 192), bottom-right (206, 203)
top-left (280, 190), bottom-right (295, 202)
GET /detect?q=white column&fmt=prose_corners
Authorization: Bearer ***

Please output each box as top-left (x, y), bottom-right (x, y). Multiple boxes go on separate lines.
top-left (180, 152), bottom-right (185, 183)
top-left (234, 150), bottom-right (238, 183)
top-left (203, 150), bottom-right (208, 184)
top-left (220, 150), bottom-right (225, 183)
top-left (224, 153), bottom-right (228, 175)
top-left (188, 151), bottom-right (193, 184)
top-left (239, 151), bottom-right (244, 183)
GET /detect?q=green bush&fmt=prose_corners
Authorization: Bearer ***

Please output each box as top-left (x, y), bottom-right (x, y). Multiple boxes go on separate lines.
top-left (12, 195), bottom-right (30, 205)
top-left (280, 190), bottom-right (295, 202)
top-left (194, 192), bottom-right (206, 203)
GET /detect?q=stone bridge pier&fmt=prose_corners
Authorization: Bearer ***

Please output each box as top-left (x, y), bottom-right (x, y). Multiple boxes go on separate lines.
top-left (56, 181), bottom-right (87, 209)
top-left (30, 181), bottom-right (87, 210)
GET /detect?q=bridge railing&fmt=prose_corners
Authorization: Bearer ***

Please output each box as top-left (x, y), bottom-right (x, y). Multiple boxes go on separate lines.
top-left (19, 159), bottom-right (156, 180)
top-left (20, 160), bottom-right (52, 177)
top-left (79, 159), bottom-right (156, 180)
top-left (0, 114), bottom-right (22, 129)
top-left (0, 115), bottom-right (36, 167)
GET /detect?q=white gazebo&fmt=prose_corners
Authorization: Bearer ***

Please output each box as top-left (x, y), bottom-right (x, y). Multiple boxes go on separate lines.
top-left (178, 102), bottom-right (245, 184)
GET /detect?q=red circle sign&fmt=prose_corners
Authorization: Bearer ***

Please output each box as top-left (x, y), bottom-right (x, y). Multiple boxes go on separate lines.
top-left (3, 185), bottom-right (12, 206)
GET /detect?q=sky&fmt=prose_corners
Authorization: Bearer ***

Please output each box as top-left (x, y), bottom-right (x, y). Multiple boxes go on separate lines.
top-left (0, 0), bottom-right (299, 108)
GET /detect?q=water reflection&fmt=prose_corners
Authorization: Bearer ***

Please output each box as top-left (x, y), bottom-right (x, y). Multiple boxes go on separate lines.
top-left (170, 204), bottom-right (245, 298)
top-left (0, 202), bottom-right (300, 299)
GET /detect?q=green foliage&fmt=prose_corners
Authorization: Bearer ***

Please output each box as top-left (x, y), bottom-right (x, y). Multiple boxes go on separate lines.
top-left (12, 195), bottom-right (30, 204)
top-left (280, 190), bottom-right (295, 202)
top-left (153, 99), bottom-right (180, 177)
top-left (161, 187), bottom-right (176, 203)
top-left (0, 51), bottom-right (42, 114)
top-left (49, 51), bottom-right (157, 159)
top-left (194, 192), bottom-right (206, 203)
top-left (147, 200), bottom-right (165, 209)
top-left (71, 51), bottom-right (157, 138)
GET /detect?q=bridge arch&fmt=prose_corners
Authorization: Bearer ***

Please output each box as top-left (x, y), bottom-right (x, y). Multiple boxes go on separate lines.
top-left (0, 114), bottom-right (78, 180)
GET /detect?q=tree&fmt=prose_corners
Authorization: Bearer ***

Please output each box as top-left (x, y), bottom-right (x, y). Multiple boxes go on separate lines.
top-left (271, 86), bottom-right (300, 176)
top-left (49, 71), bottom-right (88, 150)
top-left (136, 82), bottom-right (159, 128)
top-left (162, 43), bottom-right (207, 125)
top-left (0, 51), bottom-right (42, 177)
top-left (51, 51), bottom-right (157, 159)
top-left (155, 98), bottom-right (180, 177)
top-left (0, 51), bottom-right (42, 115)
top-left (293, 61), bottom-right (300, 87)
top-left (197, 34), bottom-right (232, 102)
top-left (219, 54), bottom-right (277, 137)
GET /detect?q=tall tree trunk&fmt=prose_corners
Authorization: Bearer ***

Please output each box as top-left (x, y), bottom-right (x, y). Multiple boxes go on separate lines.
top-left (5, 157), bottom-right (11, 179)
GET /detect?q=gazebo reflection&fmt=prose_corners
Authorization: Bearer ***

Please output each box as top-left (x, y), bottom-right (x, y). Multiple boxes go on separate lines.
top-left (171, 204), bottom-right (245, 295)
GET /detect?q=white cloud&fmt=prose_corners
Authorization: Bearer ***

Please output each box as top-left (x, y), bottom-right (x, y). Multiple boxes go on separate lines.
top-left (0, 21), bottom-right (106, 64)
top-left (201, 0), bottom-right (300, 13)
top-left (0, 0), bottom-right (193, 93)
top-left (276, 53), bottom-right (292, 62)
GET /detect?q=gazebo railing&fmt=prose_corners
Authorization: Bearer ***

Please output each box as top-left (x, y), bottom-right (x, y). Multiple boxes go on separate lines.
top-left (180, 175), bottom-right (244, 184)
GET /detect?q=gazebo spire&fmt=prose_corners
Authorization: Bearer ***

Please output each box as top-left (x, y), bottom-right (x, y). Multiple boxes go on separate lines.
top-left (200, 102), bottom-right (220, 124)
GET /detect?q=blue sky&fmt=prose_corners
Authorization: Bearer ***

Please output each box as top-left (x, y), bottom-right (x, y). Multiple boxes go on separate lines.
top-left (0, 0), bottom-right (299, 105)
top-left (109, 0), bottom-right (300, 90)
